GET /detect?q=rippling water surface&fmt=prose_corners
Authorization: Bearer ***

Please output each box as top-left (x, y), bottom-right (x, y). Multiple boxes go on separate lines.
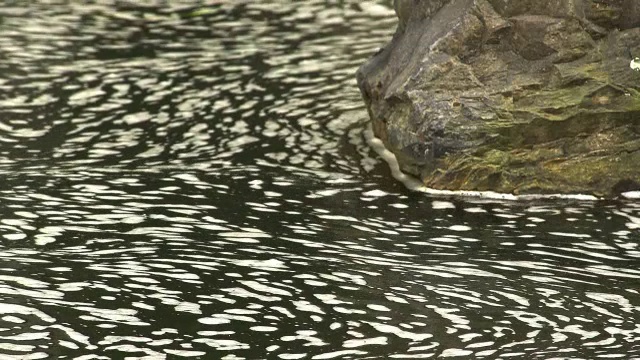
top-left (0, 1), bottom-right (639, 359)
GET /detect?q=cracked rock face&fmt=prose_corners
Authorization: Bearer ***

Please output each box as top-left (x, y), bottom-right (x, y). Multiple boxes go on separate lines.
top-left (357, 0), bottom-right (640, 196)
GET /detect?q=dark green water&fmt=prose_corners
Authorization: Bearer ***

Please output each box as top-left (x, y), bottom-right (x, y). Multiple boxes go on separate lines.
top-left (0, 1), bottom-right (639, 359)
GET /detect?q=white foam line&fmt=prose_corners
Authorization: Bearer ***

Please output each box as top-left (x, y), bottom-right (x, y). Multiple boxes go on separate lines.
top-left (622, 191), bottom-right (640, 199)
top-left (364, 123), bottom-right (609, 201)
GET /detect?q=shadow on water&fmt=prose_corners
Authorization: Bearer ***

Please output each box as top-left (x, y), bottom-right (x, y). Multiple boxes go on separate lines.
top-left (0, 1), bottom-right (638, 359)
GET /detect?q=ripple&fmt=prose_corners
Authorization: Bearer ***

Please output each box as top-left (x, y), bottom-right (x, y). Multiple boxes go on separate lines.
top-left (0, 1), bottom-right (638, 359)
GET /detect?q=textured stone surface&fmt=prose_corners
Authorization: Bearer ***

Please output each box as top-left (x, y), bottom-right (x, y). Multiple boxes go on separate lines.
top-left (358, 0), bottom-right (640, 196)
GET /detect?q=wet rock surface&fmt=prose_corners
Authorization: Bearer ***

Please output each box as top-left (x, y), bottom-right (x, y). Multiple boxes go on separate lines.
top-left (358, 0), bottom-right (640, 196)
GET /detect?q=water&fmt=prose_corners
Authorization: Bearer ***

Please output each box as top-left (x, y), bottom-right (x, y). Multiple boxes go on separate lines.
top-left (0, 1), bottom-right (639, 359)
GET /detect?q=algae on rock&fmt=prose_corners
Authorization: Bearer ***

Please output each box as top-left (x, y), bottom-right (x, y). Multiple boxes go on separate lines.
top-left (358, 0), bottom-right (640, 196)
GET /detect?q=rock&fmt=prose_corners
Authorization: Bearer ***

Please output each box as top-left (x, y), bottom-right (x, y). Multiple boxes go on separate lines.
top-left (357, 0), bottom-right (640, 196)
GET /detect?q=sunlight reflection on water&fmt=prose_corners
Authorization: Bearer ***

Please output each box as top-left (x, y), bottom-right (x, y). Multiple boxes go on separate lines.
top-left (0, 1), bottom-right (638, 359)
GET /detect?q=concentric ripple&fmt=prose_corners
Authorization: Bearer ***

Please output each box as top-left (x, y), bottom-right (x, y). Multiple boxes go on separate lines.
top-left (0, 1), bottom-right (638, 359)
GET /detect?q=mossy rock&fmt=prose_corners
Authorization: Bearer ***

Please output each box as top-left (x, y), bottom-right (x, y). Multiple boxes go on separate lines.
top-left (358, 0), bottom-right (640, 196)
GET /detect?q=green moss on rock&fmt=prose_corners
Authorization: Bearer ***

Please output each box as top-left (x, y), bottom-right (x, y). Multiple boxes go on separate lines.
top-left (358, 0), bottom-right (640, 196)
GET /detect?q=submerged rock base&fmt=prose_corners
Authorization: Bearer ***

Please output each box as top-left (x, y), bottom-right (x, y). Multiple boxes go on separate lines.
top-left (357, 0), bottom-right (640, 196)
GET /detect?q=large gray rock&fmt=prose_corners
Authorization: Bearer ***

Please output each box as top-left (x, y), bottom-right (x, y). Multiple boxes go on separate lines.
top-left (358, 0), bottom-right (640, 196)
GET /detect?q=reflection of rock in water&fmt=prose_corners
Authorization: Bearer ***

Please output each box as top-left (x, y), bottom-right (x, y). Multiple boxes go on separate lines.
top-left (358, 0), bottom-right (640, 196)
